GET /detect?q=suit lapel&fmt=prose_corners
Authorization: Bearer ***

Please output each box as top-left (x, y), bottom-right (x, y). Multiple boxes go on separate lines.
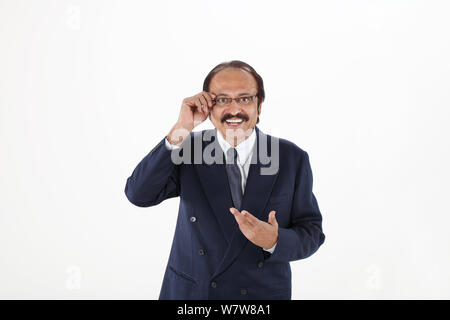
top-left (193, 129), bottom-right (236, 244)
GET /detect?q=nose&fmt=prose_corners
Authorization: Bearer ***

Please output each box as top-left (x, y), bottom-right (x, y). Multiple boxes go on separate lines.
top-left (227, 100), bottom-right (242, 115)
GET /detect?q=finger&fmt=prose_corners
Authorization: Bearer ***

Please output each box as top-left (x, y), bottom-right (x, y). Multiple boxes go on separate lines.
top-left (241, 210), bottom-right (259, 225)
top-left (207, 91), bottom-right (216, 101)
top-left (268, 210), bottom-right (278, 227)
top-left (200, 92), bottom-right (213, 108)
top-left (230, 207), bottom-right (249, 226)
top-left (195, 98), bottom-right (206, 115)
top-left (198, 95), bottom-right (209, 112)
top-left (207, 92), bottom-right (216, 109)
top-left (197, 98), bottom-right (207, 115)
top-left (229, 207), bottom-right (239, 215)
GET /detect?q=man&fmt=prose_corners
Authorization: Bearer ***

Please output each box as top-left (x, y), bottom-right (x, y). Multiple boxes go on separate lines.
top-left (125, 60), bottom-right (325, 300)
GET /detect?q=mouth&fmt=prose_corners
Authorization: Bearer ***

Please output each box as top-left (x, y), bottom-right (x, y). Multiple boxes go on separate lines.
top-left (224, 118), bottom-right (245, 127)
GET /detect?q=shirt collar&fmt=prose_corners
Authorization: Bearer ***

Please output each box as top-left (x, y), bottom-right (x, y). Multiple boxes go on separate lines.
top-left (216, 128), bottom-right (256, 166)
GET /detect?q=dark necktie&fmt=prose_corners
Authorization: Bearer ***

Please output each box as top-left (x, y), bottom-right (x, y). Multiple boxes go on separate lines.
top-left (225, 148), bottom-right (243, 211)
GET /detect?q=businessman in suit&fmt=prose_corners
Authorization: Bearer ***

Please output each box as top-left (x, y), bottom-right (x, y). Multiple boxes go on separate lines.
top-left (125, 60), bottom-right (325, 300)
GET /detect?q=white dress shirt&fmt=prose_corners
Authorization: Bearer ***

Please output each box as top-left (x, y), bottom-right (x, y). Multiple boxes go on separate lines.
top-left (165, 129), bottom-right (277, 253)
top-left (216, 128), bottom-right (256, 194)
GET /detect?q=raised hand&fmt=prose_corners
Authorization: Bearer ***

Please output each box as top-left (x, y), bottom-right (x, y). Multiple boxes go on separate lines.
top-left (167, 91), bottom-right (216, 146)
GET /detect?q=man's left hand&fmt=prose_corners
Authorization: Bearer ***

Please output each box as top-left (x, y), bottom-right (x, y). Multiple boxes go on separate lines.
top-left (229, 207), bottom-right (278, 250)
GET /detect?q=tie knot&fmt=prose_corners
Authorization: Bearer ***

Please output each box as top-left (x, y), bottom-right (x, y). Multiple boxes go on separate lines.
top-left (226, 148), bottom-right (239, 165)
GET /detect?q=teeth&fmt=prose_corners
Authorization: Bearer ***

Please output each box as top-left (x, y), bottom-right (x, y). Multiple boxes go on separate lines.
top-left (226, 119), bottom-right (243, 123)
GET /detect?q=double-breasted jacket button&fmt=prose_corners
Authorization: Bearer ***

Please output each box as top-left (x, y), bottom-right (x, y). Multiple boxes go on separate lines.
top-left (257, 261), bottom-right (264, 268)
top-left (211, 281), bottom-right (217, 288)
top-left (190, 216), bottom-right (196, 222)
top-left (198, 249), bottom-right (205, 255)
top-left (240, 288), bottom-right (248, 295)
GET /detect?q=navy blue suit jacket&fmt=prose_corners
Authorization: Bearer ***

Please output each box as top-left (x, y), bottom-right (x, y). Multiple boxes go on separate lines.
top-left (125, 126), bottom-right (325, 299)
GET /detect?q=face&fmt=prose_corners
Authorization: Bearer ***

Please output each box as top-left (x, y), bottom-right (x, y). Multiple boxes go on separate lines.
top-left (208, 68), bottom-right (261, 146)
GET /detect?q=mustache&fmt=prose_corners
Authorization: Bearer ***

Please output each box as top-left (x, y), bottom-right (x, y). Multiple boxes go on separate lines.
top-left (221, 113), bottom-right (249, 123)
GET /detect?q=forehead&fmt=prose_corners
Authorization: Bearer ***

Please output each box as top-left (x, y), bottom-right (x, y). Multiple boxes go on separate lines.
top-left (209, 68), bottom-right (257, 95)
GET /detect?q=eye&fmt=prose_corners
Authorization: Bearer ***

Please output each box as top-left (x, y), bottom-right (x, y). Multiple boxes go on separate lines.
top-left (240, 97), bottom-right (250, 103)
top-left (217, 97), bottom-right (229, 104)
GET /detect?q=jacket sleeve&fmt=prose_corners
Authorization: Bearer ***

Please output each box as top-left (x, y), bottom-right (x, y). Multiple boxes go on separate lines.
top-left (124, 137), bottom-right (180, 207)
top-left (266, 150), bottom-right (325, 262)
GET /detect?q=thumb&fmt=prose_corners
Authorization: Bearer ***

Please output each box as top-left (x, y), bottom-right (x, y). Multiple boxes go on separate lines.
top-left (268, 211), bottom-right (278, 226)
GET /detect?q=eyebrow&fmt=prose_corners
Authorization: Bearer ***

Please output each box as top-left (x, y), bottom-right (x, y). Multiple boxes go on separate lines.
top-left (214, 92), bottom-right (254, 97)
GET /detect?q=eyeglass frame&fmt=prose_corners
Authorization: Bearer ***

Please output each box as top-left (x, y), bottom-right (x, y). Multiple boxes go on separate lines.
top-left (211, 94), bottom-right (258, 106)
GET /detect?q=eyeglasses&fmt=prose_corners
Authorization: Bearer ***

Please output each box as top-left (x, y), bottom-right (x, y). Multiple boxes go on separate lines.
top-left (212, 95), bottom-right (257, 106)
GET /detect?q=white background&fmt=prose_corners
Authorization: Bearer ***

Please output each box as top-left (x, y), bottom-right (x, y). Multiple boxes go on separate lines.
top-left (1, 0), bottom-right (449, 299)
